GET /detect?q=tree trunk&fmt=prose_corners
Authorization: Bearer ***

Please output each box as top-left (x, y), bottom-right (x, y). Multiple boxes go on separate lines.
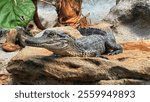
top-left (55, 0), bottom-right (88, 27)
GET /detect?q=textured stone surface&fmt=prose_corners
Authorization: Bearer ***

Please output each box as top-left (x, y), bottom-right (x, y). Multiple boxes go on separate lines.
top-left (0, 48), bottom-right (18, 85)
top-left (82, 0), bottom-right (116, 24)
top-left (6, 40), bottom-right (150, 85)
top-left (105, 0), bottom-right (150, 42)
top-left (1, 0), bottom-right (150, 85)
top-left (37, 1), bottom-right (57, 28)
top-left (98, 79), bottom-right (149, 85)
top-left (0, 32), bottom-right (6, 45)
top-left (38, 0), bottom-right (116, 27)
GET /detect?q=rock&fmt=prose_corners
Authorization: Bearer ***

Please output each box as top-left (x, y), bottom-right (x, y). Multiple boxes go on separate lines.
top-left (90, 21), bottom-right (113, 30)
top-left (0, 74), bottom-right (12, 85)
top-left (37, 0), bottom-right (116, 27)
top-left (37, 1), bottom-right (57, 28)
top-left (0, 32), bottom-right (6, 45)
top-left (0, 59), bottom-right (12, 85)
top-left (121, 40), bottom-right (150, 51)
top-left (82, 0), bottom-right (116, 24)
top-left (98, 79), bottom-right (147, 85)
top-left (105, 0), bottom-right (150, 24)
top-left (0, 48), bottom-right (18, 85)
top-left (105, 0), bottom-right (150, 42)
top-left (108, 41), bottom-right (150, 81)
top-left (116, 0), bottom-right (120, 4)
top-left (6, 40), bottom-right (150, 84)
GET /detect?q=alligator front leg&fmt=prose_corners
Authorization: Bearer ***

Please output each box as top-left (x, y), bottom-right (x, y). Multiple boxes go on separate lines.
top-left (105, 40), bottom-right (123, 55)
top-left (81, 50), bottom-right (108, 59)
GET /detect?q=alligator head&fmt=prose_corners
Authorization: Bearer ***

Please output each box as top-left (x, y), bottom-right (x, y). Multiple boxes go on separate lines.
top-left (17, 28), bottom-right (76, 54)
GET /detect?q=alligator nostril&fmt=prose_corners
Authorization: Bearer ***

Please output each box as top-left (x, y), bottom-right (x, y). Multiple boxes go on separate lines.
top-left (25, 39), bottom-right (37, 45)
top-left (25, 39), bottom-right (32, 44)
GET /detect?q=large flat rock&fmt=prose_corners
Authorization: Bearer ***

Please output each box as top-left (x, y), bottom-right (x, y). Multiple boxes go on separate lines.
top-left (6, 41), bottom-right (150, 84)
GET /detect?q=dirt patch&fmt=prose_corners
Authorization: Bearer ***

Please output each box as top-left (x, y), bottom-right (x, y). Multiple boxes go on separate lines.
top-left (0, 74), bottom-right (12, 85)
top-left (108, 40), bottom-right (150, 69)
top-left (121, 40), bottom-right (150, 51)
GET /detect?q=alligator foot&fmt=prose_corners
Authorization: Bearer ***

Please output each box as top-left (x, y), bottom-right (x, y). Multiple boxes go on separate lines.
top-left (107, 50), bottom-right (122, 55)
top-left (94, 51), bottom-right (108, 59)
top-left (96, 53), bottom-right (108, 60)
top-left (99, 55), bottom-right (109, 60)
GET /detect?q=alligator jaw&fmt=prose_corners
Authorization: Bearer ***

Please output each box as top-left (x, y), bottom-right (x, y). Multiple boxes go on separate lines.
top-left (25, 37), bottom-right (48, 46)
top-left (24, 36), bottom-right (69, 50)
top-left (17, 27), bottom-right (71, 51)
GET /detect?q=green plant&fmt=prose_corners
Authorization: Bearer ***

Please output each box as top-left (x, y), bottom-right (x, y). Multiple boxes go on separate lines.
top-left (0, 0), bottom-right (35, 29)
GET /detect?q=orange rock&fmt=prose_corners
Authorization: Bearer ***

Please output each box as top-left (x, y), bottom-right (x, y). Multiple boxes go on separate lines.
top-left (2, 29), bottom-right (21, 52)
top-left (121, 41), bottom-right (150, 51)
top-left (2, 43), bottom-right (21, 52)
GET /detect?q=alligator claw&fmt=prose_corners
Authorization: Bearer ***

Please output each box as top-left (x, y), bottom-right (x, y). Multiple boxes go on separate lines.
top-left (100, 56), bottom-right (109, 60)
top-left (108, 53), bottom-right (114, 55)
top-left (96, 55), bottom-right (108, 60)
top-left (108, 50), bottom-right (122, 55)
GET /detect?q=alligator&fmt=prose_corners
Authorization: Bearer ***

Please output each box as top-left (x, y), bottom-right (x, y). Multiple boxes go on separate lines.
top-left (17, 27), bottom-right (123, 57)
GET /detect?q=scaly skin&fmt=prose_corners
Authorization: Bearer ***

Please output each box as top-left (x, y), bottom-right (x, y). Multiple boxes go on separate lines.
top-left (17, 27), bottom-right (123, 58)
top-left (77, 28), bottom-right (123, 55)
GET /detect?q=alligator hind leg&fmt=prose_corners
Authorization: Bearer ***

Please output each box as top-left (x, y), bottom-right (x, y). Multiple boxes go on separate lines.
top-left (105, 40), bottom-right (123, 55)
top-left (94, 51), bottom-right (108, 59)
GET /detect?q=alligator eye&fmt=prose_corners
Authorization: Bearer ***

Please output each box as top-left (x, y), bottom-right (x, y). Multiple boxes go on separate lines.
top-left (47, 31), bottom-right (56, 37)
top-left (47, 34), bottom-right (54, 37)
top-left (58, 34), bottom-right (67, 38)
